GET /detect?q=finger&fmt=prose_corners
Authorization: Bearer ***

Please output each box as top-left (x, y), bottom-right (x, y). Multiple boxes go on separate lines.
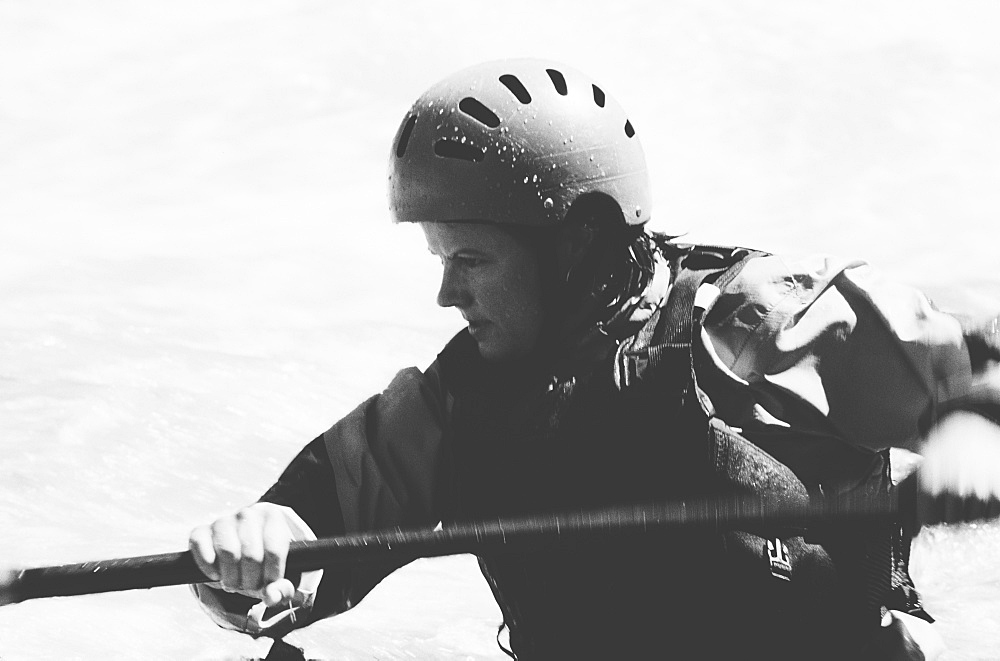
top-left (210, 517), bottom-right (243, 591)
top-left (261, 511), bottom-right (291, 586)
top-left (188, 525), bottom-right (221, 582)
top-left (920, 411), bottom-right (1000, 501)
top-left (236, 509), bottom-right (265, 592)
top-left (871, 611), bottom-right (923, 661)
top-left (884, 611), bottom-right (946, 661)
top-left (262, 578), bottom-right (296, 608)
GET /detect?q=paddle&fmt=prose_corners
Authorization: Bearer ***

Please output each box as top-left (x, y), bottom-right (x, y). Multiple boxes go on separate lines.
top-left (0, 492), bottom-right (901, 607)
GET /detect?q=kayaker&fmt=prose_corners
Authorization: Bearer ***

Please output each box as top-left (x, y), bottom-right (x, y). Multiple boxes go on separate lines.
top-left (188, 59), bottom-right (1000, 660)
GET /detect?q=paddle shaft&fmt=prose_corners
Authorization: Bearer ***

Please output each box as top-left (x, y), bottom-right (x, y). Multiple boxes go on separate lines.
top-left (3, 495), bottom-right (899, 605)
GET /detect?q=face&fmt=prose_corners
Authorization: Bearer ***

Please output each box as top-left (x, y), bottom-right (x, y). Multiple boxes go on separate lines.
top-left (421, 222), bottom-right (545, 362)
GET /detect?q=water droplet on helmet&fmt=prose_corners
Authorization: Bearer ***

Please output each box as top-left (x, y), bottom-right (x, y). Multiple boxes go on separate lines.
top-left (532, 174), bottom-right (539, 183)
top-left (635, 206), bottom-right (642, 217)
top-left (461, 136), bottom-right (467, 143)
top-left (543, 197), bottom-right (554, 209)
top-left (523, 176), bottom-right (530, 184)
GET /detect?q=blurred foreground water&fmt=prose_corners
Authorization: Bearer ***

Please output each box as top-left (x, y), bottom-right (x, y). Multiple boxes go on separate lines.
top-left (2, 1), bottom-right (1000, 659)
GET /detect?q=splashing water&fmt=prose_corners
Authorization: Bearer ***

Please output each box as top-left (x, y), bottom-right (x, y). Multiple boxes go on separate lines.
top-left (2, 1), bottom-right (1000, 659)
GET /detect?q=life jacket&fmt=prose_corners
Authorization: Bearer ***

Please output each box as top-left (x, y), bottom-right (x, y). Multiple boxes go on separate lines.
top-left (436, 243), bottom-right (927, 660)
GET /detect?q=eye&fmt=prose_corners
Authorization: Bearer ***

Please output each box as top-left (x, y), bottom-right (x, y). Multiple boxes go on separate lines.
top-left (454, 255), bottom-right (484, 268)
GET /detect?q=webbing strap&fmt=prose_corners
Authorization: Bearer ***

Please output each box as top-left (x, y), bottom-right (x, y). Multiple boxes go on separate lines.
top-left (622, 246), bottom-right (765, 408)
top-left (656, 246), bottom-right (763, 351)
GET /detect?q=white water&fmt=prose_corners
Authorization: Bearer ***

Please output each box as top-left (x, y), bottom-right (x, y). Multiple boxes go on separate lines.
top-left (2, 1), bottom-right (1000, 659)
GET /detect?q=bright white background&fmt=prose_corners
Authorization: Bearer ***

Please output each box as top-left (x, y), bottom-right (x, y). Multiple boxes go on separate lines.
top-left (1, 1), bottom-right (999, 658)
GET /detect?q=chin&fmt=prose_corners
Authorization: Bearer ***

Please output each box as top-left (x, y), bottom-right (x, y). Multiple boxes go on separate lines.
top-left (474, 341), bottom-right (508, 362)
top-left (474, 338), bottom-right (531, 363)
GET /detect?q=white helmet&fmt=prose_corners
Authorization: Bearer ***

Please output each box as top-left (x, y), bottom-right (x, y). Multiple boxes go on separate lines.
top-left (388, 59), bottom-right (651, 228)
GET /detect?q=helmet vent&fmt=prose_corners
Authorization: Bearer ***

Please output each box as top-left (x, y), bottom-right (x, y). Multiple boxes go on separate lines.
top-left (499, 74), bottom-right (531, 104)
top-left (395, 115), bottom-right (417, 157)
top-left (546, 69), bottom-right (568, 95)
top-left (459, 97), bottom-right (501, 128)
top-left (624, 120), bottom-right (635, 138)
top-left (434, 138), bottom-right (485, 162)
top-left (592, 85), bottom-right (606, 108)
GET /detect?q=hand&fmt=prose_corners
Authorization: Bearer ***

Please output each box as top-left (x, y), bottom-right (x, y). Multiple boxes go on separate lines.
top-left (189, 502), bottom-right (318, 607)
top-left (917, 410), bottom-right (1000, 525)
top-left (867, 610), bottom-right (945, 661)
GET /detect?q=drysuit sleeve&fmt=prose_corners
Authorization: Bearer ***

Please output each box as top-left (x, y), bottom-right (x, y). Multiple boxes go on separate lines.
top-left (191, 361), bottom-right (452, 638)
top-left (703, 253), bottom-right (990, 451)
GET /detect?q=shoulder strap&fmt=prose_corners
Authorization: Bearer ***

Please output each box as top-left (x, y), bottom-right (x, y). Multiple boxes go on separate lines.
top-left (616, 244), bottom-right (766, 394)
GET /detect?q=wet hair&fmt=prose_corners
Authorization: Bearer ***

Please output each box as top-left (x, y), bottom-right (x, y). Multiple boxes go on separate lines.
top-left (559, 192), bottom-right (657, 326)
top-left (495, 192), bottom-right (658, 337)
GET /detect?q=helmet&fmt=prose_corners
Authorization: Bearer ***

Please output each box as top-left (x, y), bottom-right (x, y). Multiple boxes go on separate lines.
top-left (388, 59), bottom-right (650, 227)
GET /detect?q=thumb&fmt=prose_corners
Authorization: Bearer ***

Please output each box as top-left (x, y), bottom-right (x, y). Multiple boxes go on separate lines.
top-left (261, 578), bottom-right (296, 608)
top-left (871, 611), bottom-right (945, 661)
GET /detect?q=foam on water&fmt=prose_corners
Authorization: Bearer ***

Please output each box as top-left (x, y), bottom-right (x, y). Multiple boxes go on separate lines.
top-left (2, 2), bottom-right (1000, 659)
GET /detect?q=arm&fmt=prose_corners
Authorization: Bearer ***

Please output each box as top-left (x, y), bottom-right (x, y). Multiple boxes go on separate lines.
top-left (702, 253), bottom-right (973, 660)
top-left (704, 252), bottom-right (1000, 515)
top-left (189, 363), bottom-right (452, 638)
top-left (704, 253), bottom-right (975, 452)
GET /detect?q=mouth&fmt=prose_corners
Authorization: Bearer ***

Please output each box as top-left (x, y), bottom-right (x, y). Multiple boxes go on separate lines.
top-left (467, 319), bottom-right (489, 335)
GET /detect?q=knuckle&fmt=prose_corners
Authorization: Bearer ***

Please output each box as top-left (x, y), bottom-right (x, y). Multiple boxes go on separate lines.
top-left (240, 544), bottom-right (264, 563)
top-left (262, 549), bottom-right (286, 578)
top-left (235, 506), bottom-right (260, 523)
top-left (262, 545), bottom-right (285, 563)
top-left (209, 517), bottom-right (236, 537)
top-left (214, 542), bottom-right (240, 563)
top-left (188, 525), bottom-right (211, 549)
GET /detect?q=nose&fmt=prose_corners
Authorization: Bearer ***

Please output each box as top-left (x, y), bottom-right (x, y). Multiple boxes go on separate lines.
top-left (436, 262), bottom-right (470, 309)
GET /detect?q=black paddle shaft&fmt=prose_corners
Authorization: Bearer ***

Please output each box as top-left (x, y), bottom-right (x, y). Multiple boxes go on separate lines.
top-left (4, 495), bottom-right (899, 604)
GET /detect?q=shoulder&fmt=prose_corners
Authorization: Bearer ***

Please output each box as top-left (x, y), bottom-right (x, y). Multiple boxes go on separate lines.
top-left (322, 354), bottom-right (455, 530)
top-left (700, 251), bottom-right (976, 450)
top-left (700, 253), bottom-right (866, 375)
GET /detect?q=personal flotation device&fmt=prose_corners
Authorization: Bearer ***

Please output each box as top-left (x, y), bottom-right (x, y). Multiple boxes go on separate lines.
top-left (437, 242), bottom-right (927, 660)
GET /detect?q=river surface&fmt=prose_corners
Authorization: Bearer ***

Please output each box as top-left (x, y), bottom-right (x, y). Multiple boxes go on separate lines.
top-left (2, 1), bottom-right (1000, 659)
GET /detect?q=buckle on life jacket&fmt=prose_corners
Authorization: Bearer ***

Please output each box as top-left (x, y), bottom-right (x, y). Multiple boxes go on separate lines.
top-left (766, 537), bottom-right (793, 581)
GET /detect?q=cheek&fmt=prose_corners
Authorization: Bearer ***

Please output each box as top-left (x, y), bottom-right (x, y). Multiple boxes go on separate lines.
top-left (498, 264), bottom-right (545, 337)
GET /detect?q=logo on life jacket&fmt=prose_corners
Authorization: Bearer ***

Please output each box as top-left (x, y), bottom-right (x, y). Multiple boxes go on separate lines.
top-left (766, 537), bottom-right (792, 581)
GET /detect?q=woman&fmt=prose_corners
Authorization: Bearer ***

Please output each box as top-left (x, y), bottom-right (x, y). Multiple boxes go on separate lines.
top-left (190, 59), bottom-right (999, 659)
